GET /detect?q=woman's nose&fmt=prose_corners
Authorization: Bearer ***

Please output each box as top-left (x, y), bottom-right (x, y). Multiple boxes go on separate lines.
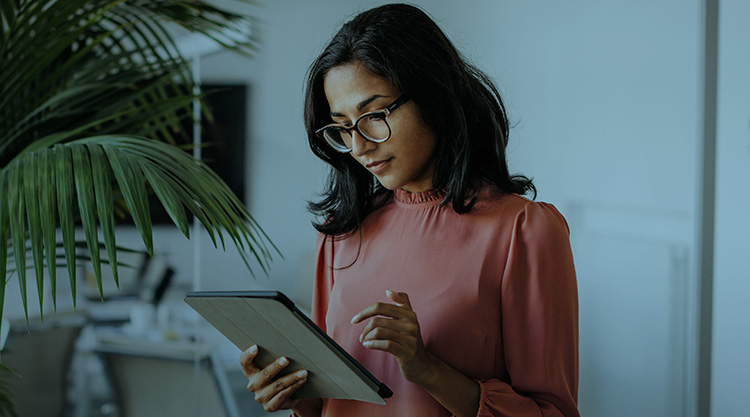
top-left (350, 130), bottom-right (375, 157)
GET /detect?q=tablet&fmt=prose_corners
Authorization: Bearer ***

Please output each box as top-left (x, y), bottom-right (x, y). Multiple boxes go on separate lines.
top-left (184, 291), bottom-right (392, 404)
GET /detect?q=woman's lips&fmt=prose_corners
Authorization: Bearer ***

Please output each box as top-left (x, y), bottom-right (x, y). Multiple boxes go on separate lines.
top-left (366, 158), bottom-right (391, 175)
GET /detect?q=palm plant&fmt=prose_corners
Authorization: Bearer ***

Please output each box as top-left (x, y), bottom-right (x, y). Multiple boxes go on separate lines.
top-left (0, 0), bottom-right (275, 330)
top-left (1, 1), bottom-right (275, 408)
top-left (1, 2), bottom-right (276, 412)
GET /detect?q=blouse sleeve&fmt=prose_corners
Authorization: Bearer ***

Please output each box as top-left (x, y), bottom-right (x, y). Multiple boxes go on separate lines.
top-left (477, 202), bottom-right (579, 417)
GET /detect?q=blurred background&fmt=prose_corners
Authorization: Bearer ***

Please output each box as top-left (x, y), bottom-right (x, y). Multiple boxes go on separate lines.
top-left (0, 1), bottom-right (746, 416)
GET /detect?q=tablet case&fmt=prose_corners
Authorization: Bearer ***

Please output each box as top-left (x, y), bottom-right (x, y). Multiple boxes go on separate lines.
top-left (184, 291), bottom-right (392, 404)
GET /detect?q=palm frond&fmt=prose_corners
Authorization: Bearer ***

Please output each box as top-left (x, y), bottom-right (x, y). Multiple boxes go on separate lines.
top-left (1, 0), bottom-right (258, 161)
top-left (0, 136), bottom-right (278, 320)
top-left (4, 241), bottom-right (144, 273)
top-left (0, 0), bottom-right (270, 322)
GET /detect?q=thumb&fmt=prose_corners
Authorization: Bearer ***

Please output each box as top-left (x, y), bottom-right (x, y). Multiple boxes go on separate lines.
top-left (386, 290), bottom-right (411, 309)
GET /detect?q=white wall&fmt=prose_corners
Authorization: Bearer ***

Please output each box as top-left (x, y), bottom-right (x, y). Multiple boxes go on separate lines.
top-left (712, 0), bottom-right (750, 415)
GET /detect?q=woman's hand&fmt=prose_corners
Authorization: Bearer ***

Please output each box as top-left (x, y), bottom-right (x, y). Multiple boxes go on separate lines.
top-left (239, 345), bottom-right (308, 413)
top-left (351, 290), bottom-right (436, 384)
top-left (352, 291), bottom-right (480, 417)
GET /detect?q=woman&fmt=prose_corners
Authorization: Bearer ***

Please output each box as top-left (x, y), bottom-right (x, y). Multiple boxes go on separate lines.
top-left (240, 4), bottom-right (579, 416)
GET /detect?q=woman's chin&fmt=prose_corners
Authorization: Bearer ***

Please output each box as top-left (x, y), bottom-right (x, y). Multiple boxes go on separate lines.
top-left (374, 177), bottom-right (397, 190)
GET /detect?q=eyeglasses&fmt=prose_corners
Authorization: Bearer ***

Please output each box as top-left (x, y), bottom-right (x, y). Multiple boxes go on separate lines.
top-left (315, 94), bottom-right (410, 153)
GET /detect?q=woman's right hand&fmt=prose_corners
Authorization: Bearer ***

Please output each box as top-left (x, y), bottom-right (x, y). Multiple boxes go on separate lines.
top-left (239, 345), bottom-right (309, 413)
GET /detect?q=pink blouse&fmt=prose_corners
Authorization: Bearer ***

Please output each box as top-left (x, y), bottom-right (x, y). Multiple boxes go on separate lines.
top-left (309, 187), bottom-right (579, 416)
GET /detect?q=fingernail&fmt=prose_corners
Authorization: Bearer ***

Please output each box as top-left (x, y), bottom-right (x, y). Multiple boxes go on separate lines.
top-left (386, 290), bottom-right (392, 297)
top-left (296, 370), bottom-right (308, 378)
top-left (278, 357), bottom-right (289, 366)
top-left (350, 315), bottom-right (358, 324)
top-left (248, 345), bottom-right (257, 354)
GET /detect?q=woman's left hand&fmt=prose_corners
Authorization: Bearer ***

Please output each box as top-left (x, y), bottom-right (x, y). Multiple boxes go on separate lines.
top-left (351, 290), bottom-right (435, 384)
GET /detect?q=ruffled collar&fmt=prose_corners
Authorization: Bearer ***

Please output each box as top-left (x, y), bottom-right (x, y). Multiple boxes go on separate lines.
top-left (393, 188), bottom-right (444, 206)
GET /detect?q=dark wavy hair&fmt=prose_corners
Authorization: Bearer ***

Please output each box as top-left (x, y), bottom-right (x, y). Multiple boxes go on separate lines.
top-left (305, 3), bottom-right (535, 236)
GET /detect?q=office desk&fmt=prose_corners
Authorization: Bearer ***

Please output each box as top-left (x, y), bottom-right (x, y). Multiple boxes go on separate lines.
top-left (73, 325), bottom-right (288, 417)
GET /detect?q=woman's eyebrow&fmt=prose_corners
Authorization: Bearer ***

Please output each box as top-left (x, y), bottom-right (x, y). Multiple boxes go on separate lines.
top-left (330, 94), bottom-right (389, 117)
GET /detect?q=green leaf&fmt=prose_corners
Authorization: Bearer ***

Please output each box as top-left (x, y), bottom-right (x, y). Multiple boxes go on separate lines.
top-left (5, 241), bottom-right (145, 274)
top-left (22, 152), bottom-right (46, 316)
top-left (39, 149), bottom-right (59, 304)
top-left (6, 160), bottom-right (28, 322)
top-left (54, 145), bottom-right (78, 307)
top-left (101, 142), bottom-right (153, 255)
top-left (140, 164), bottom-right (190, 238)
top-left (72, 146), bottom-right (104, 298)
top-left (87, 143), bottom-right (119, 287)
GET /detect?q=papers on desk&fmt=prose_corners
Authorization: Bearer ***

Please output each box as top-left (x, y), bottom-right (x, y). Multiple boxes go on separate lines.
top-left (94, 330), bottom-right (213, 360)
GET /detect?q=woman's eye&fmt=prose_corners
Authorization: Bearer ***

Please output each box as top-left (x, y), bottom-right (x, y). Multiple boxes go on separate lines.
top-left (363, 113), bottom-right (385, 122)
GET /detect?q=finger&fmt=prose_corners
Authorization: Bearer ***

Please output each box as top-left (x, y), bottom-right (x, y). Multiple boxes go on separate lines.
top-left (361, 337), bottom-right (410, 357)
top-left (254, 369), bottom-right (308, 407)
top-left (351, 301), bottom-right (415, 324)
top-left (359, 316), bottom-right (418, 342)
top-left (262, 372), bottom-right (308, 412)
top-left (239, 345), bottom-right (260, 376)
top-left (361, 325), bottom-right (409, 344)
top-left (386, 290), bottom-right (412, 310)
top-left (246, 356), bottom-right (290, 392)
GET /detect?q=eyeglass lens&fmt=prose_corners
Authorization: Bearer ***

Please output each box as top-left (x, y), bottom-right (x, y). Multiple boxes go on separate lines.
top-left (323, 113), bottom-right (391, 150)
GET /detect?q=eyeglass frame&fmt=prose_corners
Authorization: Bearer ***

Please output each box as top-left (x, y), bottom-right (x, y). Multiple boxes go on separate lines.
top-left (315, 94), bottom-right (410, 153)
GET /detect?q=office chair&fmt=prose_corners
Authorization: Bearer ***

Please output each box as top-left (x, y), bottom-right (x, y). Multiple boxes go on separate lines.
top-left (96, 348), bottom-right (241, 417)
top-left (1, 314), bottom-right (85, 417)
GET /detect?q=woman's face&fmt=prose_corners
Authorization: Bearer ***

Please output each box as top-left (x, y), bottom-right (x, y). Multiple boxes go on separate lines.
top-left (323, 62), bottom-right (437, 193)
